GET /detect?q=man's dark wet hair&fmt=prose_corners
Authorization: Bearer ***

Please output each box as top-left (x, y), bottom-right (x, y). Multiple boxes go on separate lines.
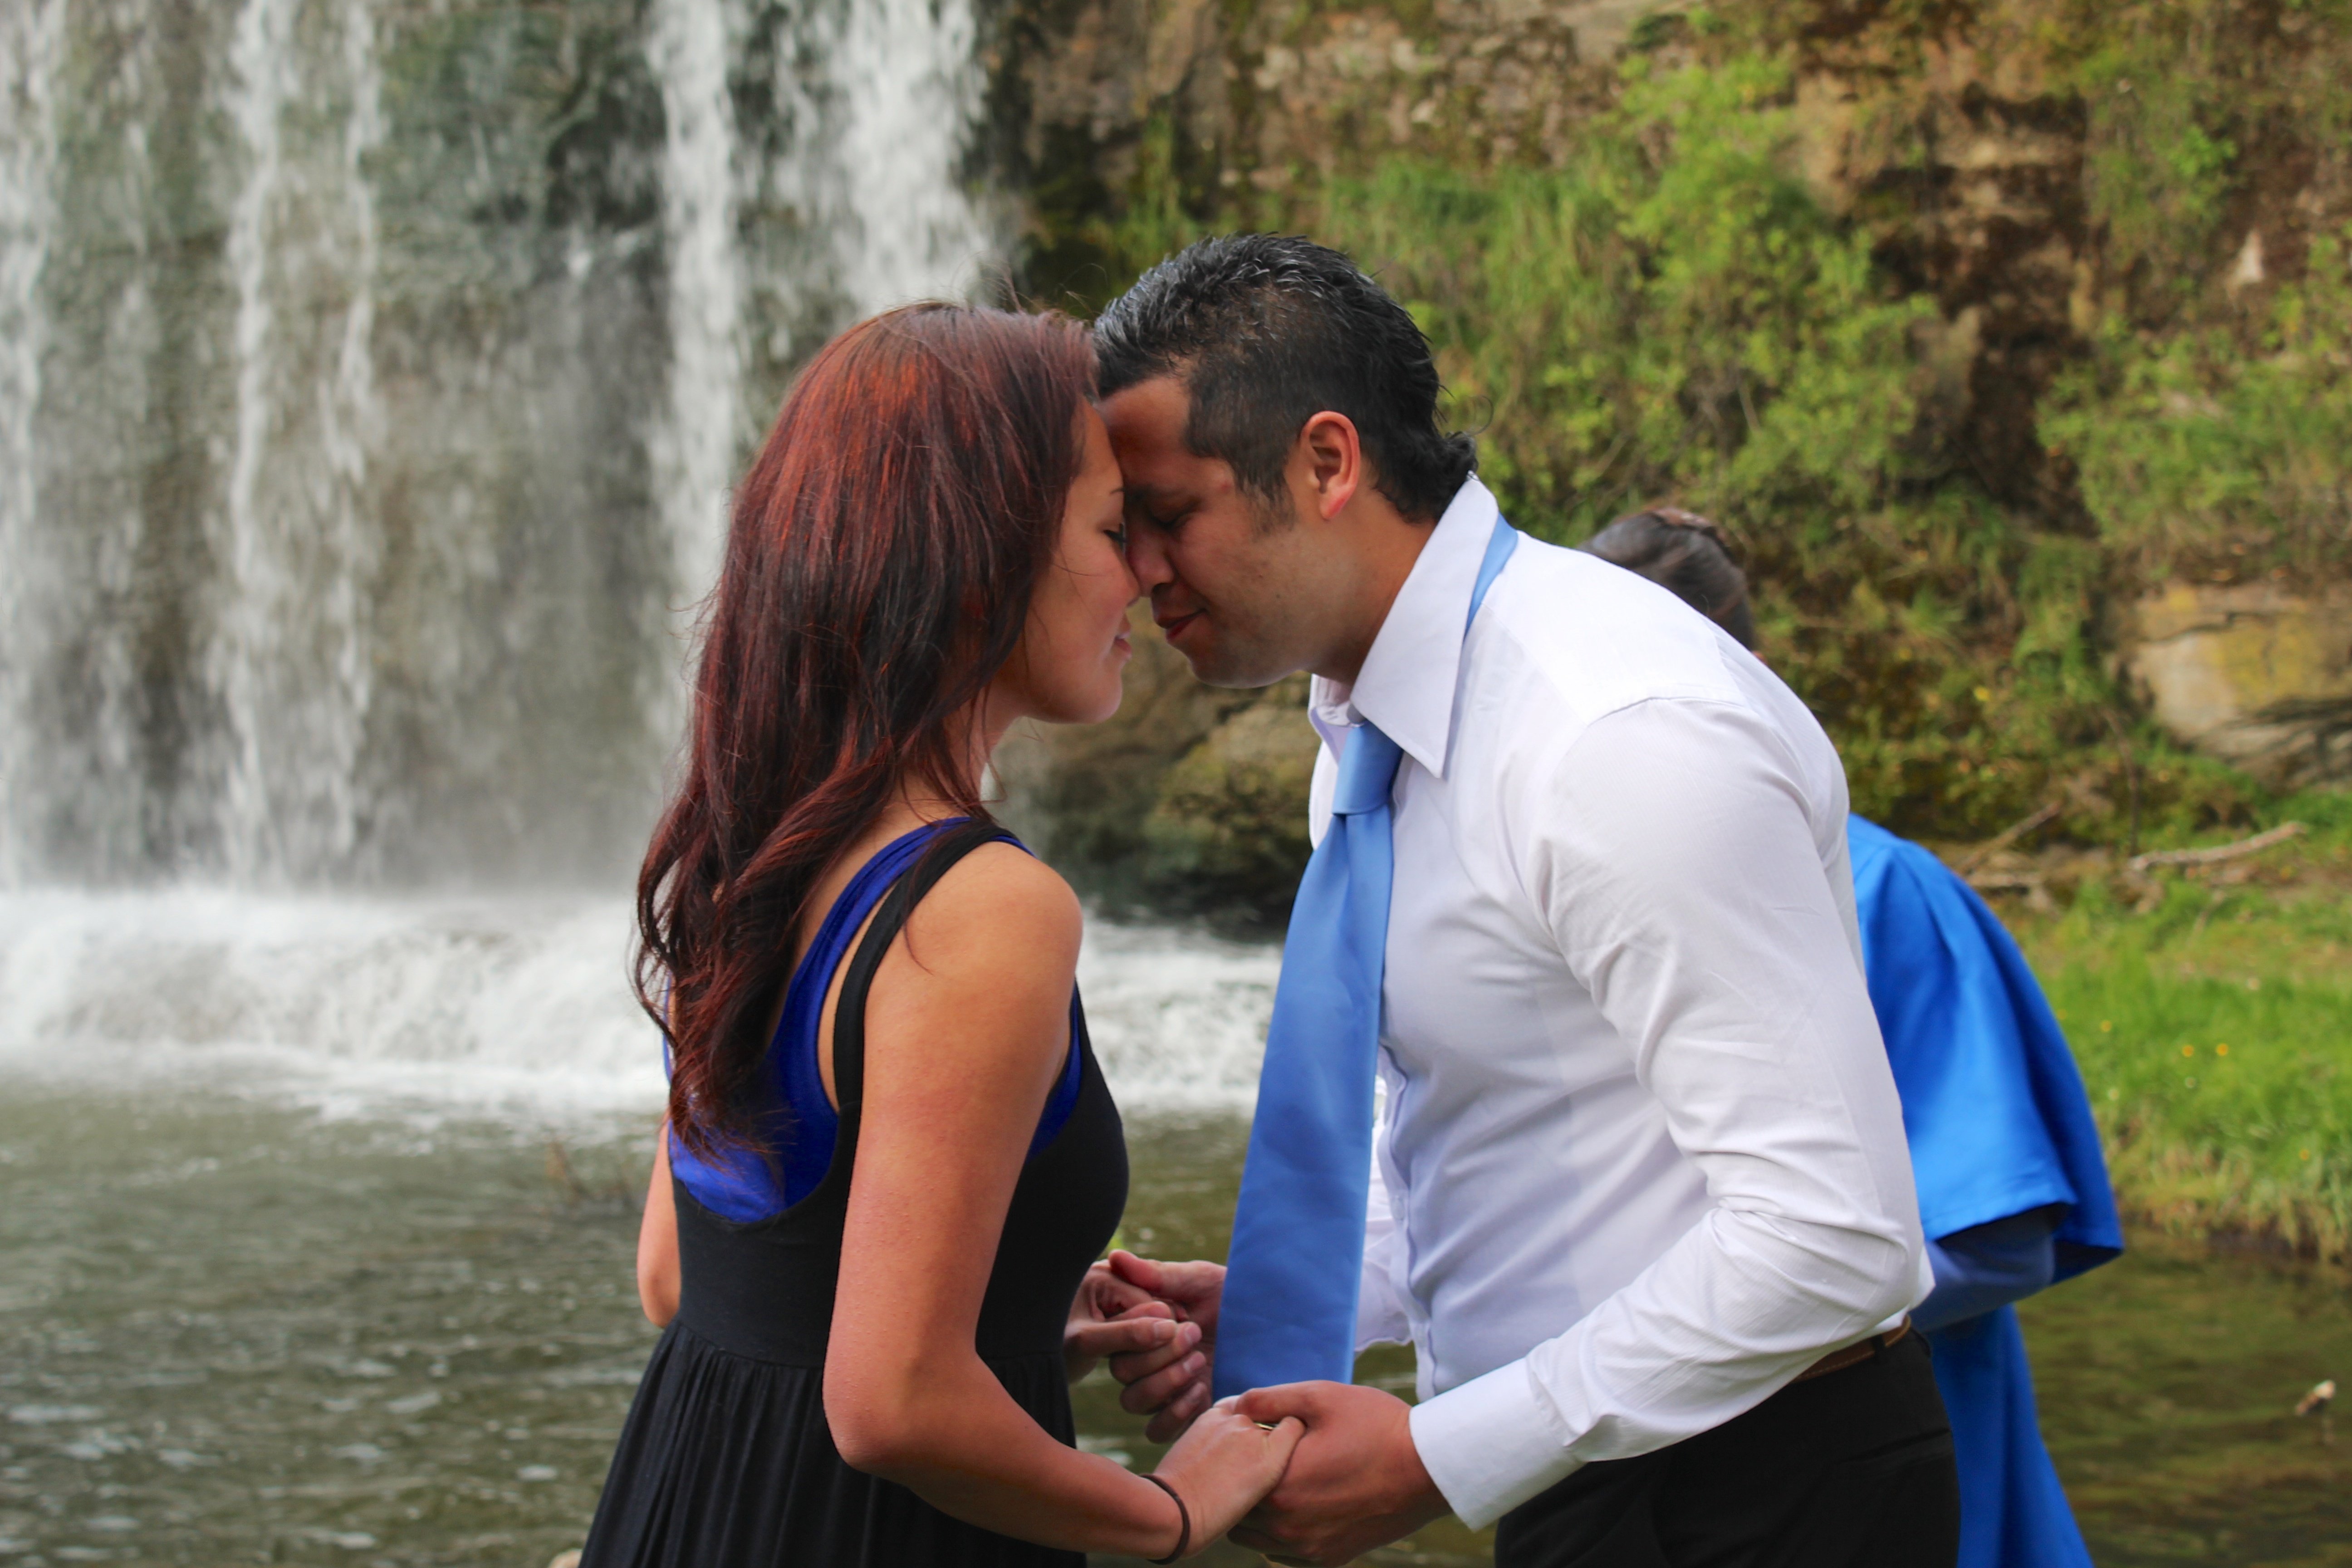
top-left (1092, 234), bottom-right (1477, 521)
top-left (1578, 509), bottom-right (1760, 650)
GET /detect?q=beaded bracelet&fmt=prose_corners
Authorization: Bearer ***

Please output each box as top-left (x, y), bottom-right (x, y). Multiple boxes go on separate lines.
top-left (1141, 1474), bottom-right (1191, 1564)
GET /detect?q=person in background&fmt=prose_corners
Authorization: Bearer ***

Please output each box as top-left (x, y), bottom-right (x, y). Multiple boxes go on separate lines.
top-left (1578, 506), bottom-right (2125, 1568)
top-left (580, 304), bottom-right (1298, 1568)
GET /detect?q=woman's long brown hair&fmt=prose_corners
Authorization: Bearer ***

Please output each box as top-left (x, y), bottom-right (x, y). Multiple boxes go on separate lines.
top-left (636, 304), bottom-right (1096, 1160)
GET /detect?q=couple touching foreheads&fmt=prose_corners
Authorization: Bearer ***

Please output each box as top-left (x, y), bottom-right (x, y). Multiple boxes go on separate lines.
top-left (578, 235), bottom-right (1961, 1568)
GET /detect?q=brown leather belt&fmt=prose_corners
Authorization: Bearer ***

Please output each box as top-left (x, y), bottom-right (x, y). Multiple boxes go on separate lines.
top-left (1792, 1320), bottom-right (1910, 1384)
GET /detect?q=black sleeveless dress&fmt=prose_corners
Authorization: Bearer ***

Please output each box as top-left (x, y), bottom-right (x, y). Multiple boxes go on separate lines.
top-left (580, 823), bottom-right (1130, 1567)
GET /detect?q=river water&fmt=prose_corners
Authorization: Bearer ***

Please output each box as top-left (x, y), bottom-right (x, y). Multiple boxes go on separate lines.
top-left (6, 892), bottom-right (2352, 1568)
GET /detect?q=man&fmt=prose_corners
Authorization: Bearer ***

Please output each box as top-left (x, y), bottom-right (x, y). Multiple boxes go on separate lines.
top-left (1093, 234), bottom-right (1959, 1568)
top-left (1576, 508), bottom-right (2123, 1568)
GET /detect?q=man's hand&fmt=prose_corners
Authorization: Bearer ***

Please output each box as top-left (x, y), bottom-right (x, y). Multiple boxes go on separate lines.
top-left (1226, 1382), bottom-right (1449, 1567)
top-left (1101, 1251), bottom-right (1224, 1441)
top-left (1063, 1259), bottom-right (1181, 1383)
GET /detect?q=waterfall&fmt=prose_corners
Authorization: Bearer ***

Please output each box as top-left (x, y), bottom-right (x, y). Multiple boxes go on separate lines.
top-left (0, 0), bottom-right (1036, 1124)
top-left (213, 0), bottom-right (387, 883)
top-left (0, 0), bottom-right (1001, 891)
top-left (648, 0), bottom-right (745, 635)
top-left (0, 0), bottom-right (64, 888)
top-left (831, 0), bottom-right (992, 314)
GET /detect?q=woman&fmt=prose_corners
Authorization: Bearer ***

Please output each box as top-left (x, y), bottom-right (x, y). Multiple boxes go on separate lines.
top-left (581, 304), bottom-right (1300, 1567)
top-left (1578, 508), bottom-right (2122, 1568)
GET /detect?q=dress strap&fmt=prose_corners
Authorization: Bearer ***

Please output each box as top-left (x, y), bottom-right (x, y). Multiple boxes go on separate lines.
top-left (828, 817), bottom-right (1022, 1129)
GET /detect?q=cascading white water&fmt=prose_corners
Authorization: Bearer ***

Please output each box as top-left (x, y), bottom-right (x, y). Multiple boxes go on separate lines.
top-left (213, 0), bottom-right (387, 883)
top-left (831, 0), bottom-right (994, 313)
top-left (646, 0), bottom-right (997, 652)
top-left (648, 0), bottom-right (745, 632)
top-left (0, 894), bottom-right (1275, 1123)
top-left (0, 0), bottom-right (64, 889)
top-left (0, 0), bottom-right (1001, 889)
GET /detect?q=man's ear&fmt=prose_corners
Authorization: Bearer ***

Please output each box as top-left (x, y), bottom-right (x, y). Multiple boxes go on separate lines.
top-left (1295, 411), bottom-right (1362, 521)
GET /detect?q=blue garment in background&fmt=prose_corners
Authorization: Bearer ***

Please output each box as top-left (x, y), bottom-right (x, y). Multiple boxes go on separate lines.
top-left (1849, 814), bottom-right (2123, 1568)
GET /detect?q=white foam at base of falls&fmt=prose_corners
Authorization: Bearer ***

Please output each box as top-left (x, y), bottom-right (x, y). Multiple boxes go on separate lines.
top-left (0, 893), bottom-right (1274, 1128)
top-left (1074, 922), bottom-right (1283, 1112)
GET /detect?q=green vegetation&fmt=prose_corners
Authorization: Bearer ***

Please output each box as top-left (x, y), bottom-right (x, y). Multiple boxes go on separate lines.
top-left (2046, 230), bottom-right (2352, 583)
top-left (1312, 57), bottom-right (2143, 841)
top-left (2032, 0), bottom-right (2352, 585)
top-left (2015, 794), bottom-right (2352, 1261)
top-left (1019, 0), bottom-right (2352, 856)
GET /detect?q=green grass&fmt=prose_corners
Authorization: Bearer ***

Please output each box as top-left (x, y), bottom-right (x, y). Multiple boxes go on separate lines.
top-left (2014, 798), bottom-right (2352, 1260)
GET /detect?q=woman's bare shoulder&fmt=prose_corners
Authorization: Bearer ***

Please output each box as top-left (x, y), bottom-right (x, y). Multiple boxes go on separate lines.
top-left (894, 838), bottom-right (1082, 987)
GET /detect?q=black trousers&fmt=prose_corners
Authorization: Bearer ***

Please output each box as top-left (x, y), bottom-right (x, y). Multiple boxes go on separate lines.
top-left (1494, 1333), bottom-right (1960, 1568)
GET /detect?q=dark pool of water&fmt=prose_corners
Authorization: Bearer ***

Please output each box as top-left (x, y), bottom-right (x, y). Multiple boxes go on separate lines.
top-left (5, 1086), bottom-right (2349, 1567)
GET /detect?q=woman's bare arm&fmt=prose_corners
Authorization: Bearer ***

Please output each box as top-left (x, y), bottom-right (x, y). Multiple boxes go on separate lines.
top-left (636, 1130), bottom-right (679, 1328)
top-left (822, 844), bottom-right (1294, 1558)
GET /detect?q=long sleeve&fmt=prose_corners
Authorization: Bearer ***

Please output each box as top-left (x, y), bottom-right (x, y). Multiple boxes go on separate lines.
top-left (1407, 697), bottom-right (1931, 1526)
top-left (1915, 1208), bottom-right (2062, 1333)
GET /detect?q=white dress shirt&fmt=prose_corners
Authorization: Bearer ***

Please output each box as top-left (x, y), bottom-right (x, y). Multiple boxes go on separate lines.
top-left (1304, 477), bottom-right (1931, 1528)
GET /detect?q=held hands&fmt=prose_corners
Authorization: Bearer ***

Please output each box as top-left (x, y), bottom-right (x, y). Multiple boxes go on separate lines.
top-left (1072, 1255), bottom-right (1295, 1559)
top-left (1226, 1382), bottom-right (1447, 1568)
top-left (1149, 1398), bottom-right (1304, 1558)
top-left (1063, 1256), bottom-right (1187, 1384)
top-left (1099, 1254), bottom-right (1450, 1563)
top-left (1098, 1250), bottom-right (1224, 1440)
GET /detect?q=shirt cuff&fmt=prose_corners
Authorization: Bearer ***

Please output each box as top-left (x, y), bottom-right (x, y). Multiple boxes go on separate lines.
top-left (1406, 1358), bottom-right (1580, 1530)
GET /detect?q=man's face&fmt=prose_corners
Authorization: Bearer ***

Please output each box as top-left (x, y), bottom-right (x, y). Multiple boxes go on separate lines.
top-left (1099, 375), bottom-right (1325, 689)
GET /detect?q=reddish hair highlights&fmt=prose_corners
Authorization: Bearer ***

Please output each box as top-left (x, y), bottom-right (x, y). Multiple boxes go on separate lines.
top-left (636, 304), bottom-right (1096, 1159)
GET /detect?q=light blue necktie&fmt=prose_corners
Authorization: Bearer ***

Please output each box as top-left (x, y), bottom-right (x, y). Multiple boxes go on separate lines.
top-left (1215, 513), bottom-right (1520, 1397)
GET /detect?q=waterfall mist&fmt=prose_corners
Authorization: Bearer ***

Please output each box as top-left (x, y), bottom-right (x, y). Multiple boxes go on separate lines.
top-left (0, 0), bottom-right (999, 891)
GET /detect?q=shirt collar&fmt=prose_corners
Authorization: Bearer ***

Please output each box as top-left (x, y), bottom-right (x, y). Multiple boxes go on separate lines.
top-left (1308, 476), bottom-right (1500, 779)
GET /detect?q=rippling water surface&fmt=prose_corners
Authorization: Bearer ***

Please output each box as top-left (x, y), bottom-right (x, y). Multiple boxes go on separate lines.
top-left (5, 892), bottom-right (2350, 1567)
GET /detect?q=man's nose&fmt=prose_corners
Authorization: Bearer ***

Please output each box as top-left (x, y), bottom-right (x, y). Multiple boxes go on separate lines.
top-left (1125, 525), bottom-right (1175, 592)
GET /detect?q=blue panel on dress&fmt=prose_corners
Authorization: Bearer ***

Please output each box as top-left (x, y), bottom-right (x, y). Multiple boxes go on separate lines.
top-left (666, 819), bottom-right (1084, 1224)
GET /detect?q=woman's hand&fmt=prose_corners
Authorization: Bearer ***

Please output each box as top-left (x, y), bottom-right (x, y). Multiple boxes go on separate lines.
top-left (1149, 1398), bottom-right (1305, 1555)
top-left (1064, 1259), bottom-right (1187, 1383)
top-left (1100, 1251), bottom-right (1223, 1439)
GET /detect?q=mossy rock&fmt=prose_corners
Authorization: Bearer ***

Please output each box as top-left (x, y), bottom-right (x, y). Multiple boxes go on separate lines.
top-left (1142, 685), bottom-right (1319, 927)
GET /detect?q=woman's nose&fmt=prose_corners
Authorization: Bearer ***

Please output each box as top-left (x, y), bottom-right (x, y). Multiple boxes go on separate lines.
top-left (1123, 525), bottom-right (1173, 591)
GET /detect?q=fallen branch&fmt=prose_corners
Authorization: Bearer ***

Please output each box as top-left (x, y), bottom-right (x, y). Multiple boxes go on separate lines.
top-left (1956, 801), bottom-right (2063, 875)
top-left (1966, 869), bottom-right (2054, 911)
top-left (2128, 822), bottom-right (2307, 873)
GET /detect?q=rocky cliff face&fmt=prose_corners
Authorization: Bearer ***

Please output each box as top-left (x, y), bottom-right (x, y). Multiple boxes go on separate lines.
top-left (994, 0), bottom-right (2349, 496)
top-left (982, 0), bottom-right (2352, 917)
